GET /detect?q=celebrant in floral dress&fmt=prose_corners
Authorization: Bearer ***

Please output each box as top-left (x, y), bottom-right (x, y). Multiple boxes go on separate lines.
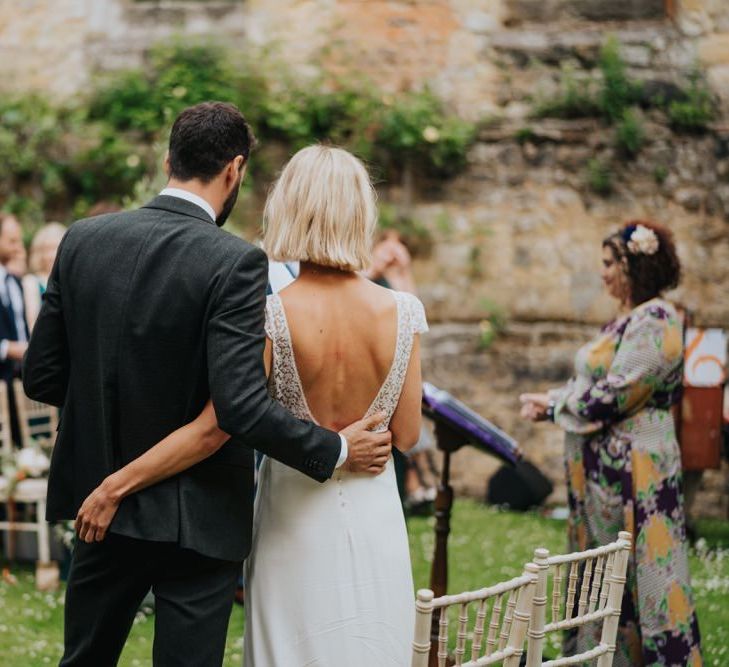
top-left (521, 220), bottom-right (702, 666)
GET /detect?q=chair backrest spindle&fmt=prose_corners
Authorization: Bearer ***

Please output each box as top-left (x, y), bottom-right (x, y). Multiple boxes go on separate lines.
top-left (525, 532), bottom-right (633, 667)
top-left (411, 566), bottom-right (538, 667)
top-left (470, 598), bottom-right (488, 661)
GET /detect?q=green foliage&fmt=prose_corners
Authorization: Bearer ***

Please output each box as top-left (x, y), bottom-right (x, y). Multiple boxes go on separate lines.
top-left (375, 91), bottom-right (475, 178)
top-left (0, 96), bottom-right (69, 222)
top-left (668, 74), bottom-right (715, 133)
top-left (514, 127), bottom-right (536, 144)
top-left (0, 40), bottom-right (472, 225)
top-left (597, 36), bottom-right (642, 123)
top-left (478, 298), bottom-right (507, 349)
top-left (586, 158), bottom-right (613, 196)
top-left (653, 164), bottom-right (669, 184)
top-left (89, 42), bottom-right (262, 136)
top-left (533, 63), bottom-right (600, 119)
top-left (89, 41), bottom-right (474, 181)
top-left (615, 108), bottom-right (645, 158)
top-left (534, 37), bottom-right (644, 124)
top-left (0, 96), bottom-right (146, 223)
top-left (259, 83), bottom-right (379, 157)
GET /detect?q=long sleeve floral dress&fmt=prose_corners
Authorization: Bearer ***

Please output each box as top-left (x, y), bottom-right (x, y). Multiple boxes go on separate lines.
top-left (549, 298), bottom-right (702, 667)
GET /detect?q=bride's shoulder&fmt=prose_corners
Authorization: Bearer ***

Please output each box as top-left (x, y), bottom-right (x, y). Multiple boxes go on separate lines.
top-left (392, 291), bottom-right (429, 334)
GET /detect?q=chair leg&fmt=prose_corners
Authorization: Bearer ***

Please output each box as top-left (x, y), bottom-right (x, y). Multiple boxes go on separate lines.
top-left (37, 498), bottom-right (50, 564)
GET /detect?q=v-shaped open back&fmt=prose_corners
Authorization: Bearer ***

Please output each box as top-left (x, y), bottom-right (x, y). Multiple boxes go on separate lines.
top-left (265, 290), bottom-right (427, 433)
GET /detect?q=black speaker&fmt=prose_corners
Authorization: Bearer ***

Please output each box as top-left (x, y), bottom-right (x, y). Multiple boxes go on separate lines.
top-left (486, 460), bottom-right (553, 511)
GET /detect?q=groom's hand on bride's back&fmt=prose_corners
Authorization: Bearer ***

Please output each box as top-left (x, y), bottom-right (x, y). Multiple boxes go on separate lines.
top-left (339, 412), bottom-right (392, 475)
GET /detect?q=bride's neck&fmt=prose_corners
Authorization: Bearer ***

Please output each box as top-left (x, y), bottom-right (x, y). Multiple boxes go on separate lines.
top-left (298, 262), bottom-right (356, 281)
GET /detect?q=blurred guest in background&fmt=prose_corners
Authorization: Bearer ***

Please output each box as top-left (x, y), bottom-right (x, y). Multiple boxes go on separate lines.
top-left (521, 221), bottom-right (701, 666)
top-left (0, 213), bottom-right (30, 446)
top-left (6, 244), bottom-right (27, 279)
top-left (23, 223), bottom-right (66, 331)
top-left (366, 229), bottom-right (437, 511)
top-left (365, 229), bottom-right (417, 292)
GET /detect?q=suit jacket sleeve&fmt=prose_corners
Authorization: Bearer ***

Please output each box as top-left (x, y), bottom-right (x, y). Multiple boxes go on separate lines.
top-left (207, 246), bottom-right (341, 482)
top-left (22, 236), bottom-right (70, 408)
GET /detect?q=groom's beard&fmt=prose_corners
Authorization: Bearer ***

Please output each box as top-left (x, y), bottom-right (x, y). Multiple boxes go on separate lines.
top-left (216, 177), bottom-right (241, 227)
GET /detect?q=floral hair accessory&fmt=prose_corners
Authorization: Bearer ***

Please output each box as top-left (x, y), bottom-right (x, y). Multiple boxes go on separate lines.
top-left (622, 224), bottom-right (659, 256)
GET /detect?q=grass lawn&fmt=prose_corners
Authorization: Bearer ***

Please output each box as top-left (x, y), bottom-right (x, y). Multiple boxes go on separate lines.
top-left (1, 500), bottom-right (728, 665)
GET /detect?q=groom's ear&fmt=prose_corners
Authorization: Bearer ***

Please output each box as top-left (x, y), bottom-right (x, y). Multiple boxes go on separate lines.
top-left (233, 155), bottom-right (245, 175)
top-left (163, 152), bottom-right (171, 178)
top-left (224, 156), bottom-right (245, 186)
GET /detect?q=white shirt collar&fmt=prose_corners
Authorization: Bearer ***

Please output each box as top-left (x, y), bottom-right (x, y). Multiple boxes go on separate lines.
top-left (159, 187), bottom-right (216, 222)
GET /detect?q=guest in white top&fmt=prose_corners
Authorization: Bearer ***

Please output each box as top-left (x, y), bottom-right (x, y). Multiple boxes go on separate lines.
top-left (22, 222), bottom-right (67, 332)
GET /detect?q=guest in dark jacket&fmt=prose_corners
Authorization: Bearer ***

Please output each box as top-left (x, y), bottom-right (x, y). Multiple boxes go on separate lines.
top-left (0, 213), bottom-right (29, 445)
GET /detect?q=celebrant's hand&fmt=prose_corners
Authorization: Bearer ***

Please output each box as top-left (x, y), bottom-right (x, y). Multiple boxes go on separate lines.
top-left (519, 393), bottom-right (550, 422)
top-left (75, 477), bottom-right (122, 543)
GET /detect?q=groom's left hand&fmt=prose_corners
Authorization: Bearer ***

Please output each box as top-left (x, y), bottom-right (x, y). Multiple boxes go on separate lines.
top-left (75, 478), bottom-right (122, 543)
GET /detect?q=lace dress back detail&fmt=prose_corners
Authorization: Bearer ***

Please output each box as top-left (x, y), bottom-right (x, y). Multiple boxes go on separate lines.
top-left (265, 290), bottom-right (428, 432)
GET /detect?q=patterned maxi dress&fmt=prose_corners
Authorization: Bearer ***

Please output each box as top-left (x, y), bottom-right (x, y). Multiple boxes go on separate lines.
top-left (549, 298), bottom-right (702, 667)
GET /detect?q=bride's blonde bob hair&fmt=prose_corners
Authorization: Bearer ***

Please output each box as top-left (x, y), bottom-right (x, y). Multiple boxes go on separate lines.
top-left (263, 145), bottom-right (377, 272)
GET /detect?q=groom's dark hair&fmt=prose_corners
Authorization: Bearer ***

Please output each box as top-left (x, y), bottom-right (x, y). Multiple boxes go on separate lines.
top-left (168, 101), bottom-right (257, 183)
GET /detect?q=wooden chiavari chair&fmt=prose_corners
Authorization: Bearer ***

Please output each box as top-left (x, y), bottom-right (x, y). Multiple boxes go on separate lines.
top-left (0, 381), bottom-right (59, 575)
top-left (412, 563), bottom-right (539, 667)
top-left (526, 532), bottom-right (632, 667)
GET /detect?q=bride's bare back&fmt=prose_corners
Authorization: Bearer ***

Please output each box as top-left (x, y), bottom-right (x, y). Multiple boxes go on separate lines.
top-left (265, 266), bottom-right (423, 450)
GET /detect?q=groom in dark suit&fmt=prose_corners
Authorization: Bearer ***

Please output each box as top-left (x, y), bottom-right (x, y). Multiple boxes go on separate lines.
top-left (23, 102), bottom-right (391, 666)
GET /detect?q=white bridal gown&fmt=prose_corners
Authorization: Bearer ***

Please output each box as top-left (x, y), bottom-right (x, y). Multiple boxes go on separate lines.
top-left (244, 290), bottom-right (428, 666)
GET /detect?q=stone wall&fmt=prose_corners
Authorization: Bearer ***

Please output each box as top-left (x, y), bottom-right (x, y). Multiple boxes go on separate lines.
top-left (2, 1), bottom-right (729, 112)
top-left (406, 118), bottom-right (729, 327)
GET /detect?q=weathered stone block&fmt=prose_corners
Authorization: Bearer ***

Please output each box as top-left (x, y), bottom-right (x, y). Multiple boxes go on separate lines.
top-left (569, 0), bottom-right (666, 21)
top-left (699, 32), bottom-right (729, 65)
top-left (675, 186), bottom-right (706, 211)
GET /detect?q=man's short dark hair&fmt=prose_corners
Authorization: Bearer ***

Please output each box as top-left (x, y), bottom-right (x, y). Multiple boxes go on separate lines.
top-left (168, 102), bottom-right (257, 182)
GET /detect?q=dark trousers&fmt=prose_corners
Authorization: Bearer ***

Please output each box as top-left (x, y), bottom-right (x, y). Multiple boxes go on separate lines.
top-left (6, 374), bottom-right (22, 447)
top-left (60, 533), bottom-right (242, 666)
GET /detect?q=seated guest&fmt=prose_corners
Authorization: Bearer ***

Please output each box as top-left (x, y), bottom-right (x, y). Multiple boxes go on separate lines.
top-left (520, 221), bottom-right (702, 666)
top-left (0, 214), bottom-right (30, 445)
top-left (22, 223), bottom-right (66, 331)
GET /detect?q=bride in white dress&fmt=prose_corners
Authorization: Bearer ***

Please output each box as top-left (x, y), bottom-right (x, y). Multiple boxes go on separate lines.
top-left (244, 145), bottom-right (427, 666)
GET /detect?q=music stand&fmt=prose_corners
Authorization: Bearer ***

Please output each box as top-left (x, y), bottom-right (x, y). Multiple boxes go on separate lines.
top-left (421, 383), bottom-right (521, 666)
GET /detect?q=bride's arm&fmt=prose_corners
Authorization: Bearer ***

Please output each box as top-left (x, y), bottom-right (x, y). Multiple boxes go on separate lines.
top-left (75, 339), bottom-right (274, 543)
top-left (389, 335), bottom-right (422, 452)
